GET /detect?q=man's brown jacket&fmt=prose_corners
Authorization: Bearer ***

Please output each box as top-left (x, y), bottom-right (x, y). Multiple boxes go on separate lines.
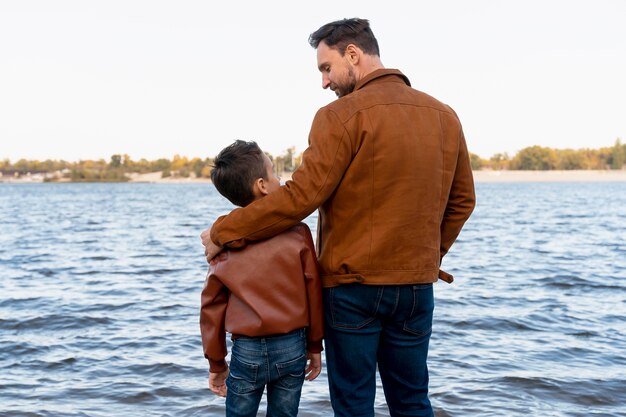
top-left (211, 69), bottom-right (476, 288)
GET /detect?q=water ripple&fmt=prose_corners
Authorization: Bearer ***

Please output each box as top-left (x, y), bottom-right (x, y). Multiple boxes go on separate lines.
top-left (1, 182), bottom-right (625, 417)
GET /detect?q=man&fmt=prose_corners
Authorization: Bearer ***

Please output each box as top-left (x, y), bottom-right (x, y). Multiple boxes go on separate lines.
top-left (202, 18), bottom-right (475, 417)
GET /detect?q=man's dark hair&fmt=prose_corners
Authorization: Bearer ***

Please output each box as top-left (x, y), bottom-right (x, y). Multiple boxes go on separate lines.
top-left (210, 140), bottom-right (267, 207)
top-left (308, 18), bottom-right (380, 57)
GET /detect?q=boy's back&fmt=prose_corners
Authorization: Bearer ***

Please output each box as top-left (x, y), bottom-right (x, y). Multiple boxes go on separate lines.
top-left (200, 222), bottom-right (324, 371)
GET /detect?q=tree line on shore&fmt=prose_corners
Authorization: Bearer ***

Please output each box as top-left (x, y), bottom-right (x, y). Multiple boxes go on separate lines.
top-left (1, 140), bottom-right (624, 182)
top-left (470, 139), bottom-right (624, 171)
top-left (0, 147), bottom-right (300, 182)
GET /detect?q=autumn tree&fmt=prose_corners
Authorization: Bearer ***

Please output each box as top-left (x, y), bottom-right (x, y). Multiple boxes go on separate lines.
top-left (555, 149), bottom-right (585, 170)
top-left (609, 138), bottom-right (625, 169)
top-left (489, 153), bottom-right (510, 170)
top-left (510, 146), bottom-right (557, 170)
top-left (469, 153), bottom-right (484, 170)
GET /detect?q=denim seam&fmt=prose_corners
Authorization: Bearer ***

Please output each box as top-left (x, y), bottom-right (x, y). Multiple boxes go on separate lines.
top-left (389, 286), bottom-right (400, 316)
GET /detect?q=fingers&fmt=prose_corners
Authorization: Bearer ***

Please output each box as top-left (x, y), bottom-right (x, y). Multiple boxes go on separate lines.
top-left (200, 227), bottom-right (212, 245)
top-left (204, 250), bottom-right (217, 264)
top-left (304, 352), bottom-right (322, 381)
top-left (208, 368), bottom-right (230, 396)
top-left (304, 363), bottom-right (321, 381)
top-left (202, 238), bottom-right (223, 265)
top-left (210, 385), bottom-right (227, 397)
top-left (209, 381), bottom-right (228, 397)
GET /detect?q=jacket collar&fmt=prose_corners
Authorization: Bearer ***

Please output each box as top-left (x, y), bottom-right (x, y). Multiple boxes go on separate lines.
top-left (354, 68), bottom-right (411, 91)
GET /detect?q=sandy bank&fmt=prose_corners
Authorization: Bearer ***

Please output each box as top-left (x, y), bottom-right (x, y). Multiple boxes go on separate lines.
top-left (127, 172), bottom-right (211, 183)
top-left (129, 170), bottom-right (626, 184)
top-left (5, 170), bottom-right (625, 184)
top-left (472, 170), bottom-right (626, 183)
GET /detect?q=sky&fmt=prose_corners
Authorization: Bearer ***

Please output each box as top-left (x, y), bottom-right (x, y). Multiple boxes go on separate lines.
top-left (1, 0), bottom-right (625, 162)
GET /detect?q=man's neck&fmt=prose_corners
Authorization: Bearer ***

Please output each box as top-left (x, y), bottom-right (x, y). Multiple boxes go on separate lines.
top-left (355, 54), bottom-right (385, 82)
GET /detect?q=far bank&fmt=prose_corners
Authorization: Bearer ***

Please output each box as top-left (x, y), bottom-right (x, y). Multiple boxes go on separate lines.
top-left (2, 170), bottom-right (626, 184)
top-left (127, 170), bottom-right (626, 184)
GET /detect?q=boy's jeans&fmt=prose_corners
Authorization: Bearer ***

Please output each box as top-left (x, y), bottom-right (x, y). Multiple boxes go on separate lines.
top-left (323, 283), bottom-right (435, 417)
top-left (226, 328), bottom-right (307, 417)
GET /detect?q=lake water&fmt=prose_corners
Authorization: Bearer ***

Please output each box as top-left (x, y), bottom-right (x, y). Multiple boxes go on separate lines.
top-left (1, 182), bottom-right (625, 417)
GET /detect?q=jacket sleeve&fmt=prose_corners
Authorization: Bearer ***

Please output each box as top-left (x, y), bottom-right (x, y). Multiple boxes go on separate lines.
top-left (440, 126), bottom-right (476, 259)
top-left (297, 225), bottom-right (324, 353)
top-left (211, 108), bottom-right (353, 248)
top-left (199, 268), bottom-right (229, 372)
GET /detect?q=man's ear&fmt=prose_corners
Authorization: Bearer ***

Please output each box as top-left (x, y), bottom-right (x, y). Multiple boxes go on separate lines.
top-left (345, 44), bottom-right (360, 65)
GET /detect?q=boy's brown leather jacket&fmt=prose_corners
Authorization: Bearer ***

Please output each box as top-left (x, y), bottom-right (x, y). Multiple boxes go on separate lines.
top-left (211, 69), bottom-right (476, 288)
top-left (200, 223), bottom-right (323, 372)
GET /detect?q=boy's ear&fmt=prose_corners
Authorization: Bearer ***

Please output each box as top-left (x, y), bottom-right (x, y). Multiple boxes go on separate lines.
top-left (253, 177), bottom-right (269, 197)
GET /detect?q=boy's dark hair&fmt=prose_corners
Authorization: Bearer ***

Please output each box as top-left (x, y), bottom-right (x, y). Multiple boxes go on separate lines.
top-left (308, 18), bottom-right (380, 57)
top-left (210, 140), bottom-right (267, 207)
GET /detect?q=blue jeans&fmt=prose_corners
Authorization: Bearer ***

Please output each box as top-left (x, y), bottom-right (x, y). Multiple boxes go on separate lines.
top-left (323, 283), bottom-right (435, 417)
top-left (225, 329), bottom-right (307, 417)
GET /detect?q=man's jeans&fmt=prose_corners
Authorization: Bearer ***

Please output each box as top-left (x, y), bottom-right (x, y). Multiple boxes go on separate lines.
top-left (225, 329), bottom-right (307, 417)
top-left (323, 283), bottom-right (435, 417)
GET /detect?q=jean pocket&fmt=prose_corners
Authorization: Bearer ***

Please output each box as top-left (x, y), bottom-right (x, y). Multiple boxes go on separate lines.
top-left (227, 355), bottom-right (259, 394)
top-left (326, 284), bottom-right (383, 329)
top-left (275, 354), bottom-right (306, 389)
top-left (403, 284), bottom-right (434, 336)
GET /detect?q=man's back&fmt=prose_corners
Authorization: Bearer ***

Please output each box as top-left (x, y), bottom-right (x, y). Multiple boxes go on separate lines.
top-left (309, 68), bottom-right (475, 286)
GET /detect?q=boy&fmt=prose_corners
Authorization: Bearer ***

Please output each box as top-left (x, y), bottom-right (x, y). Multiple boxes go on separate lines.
top-left (200, 140), bottom-right (323, 417)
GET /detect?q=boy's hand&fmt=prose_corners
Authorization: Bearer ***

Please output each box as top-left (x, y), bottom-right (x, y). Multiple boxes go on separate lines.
top-left (304, 352), bottom-right (321, 381)
top-left (209, 368), bottom-right (229, 397)
top-left (201, 225), bottom-right (223, 264)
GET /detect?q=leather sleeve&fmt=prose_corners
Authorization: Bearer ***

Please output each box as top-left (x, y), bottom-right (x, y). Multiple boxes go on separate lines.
top-left (199, 269), bottom-right (229, 372)
top-left (297, 225), bottom-right (324, 353)
top-left (440, 126), bottom-right (476, 259)
top-left (211, 108), bottom-right (352, 248)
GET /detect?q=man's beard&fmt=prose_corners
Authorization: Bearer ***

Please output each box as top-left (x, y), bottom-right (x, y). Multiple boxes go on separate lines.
top-left (333, 68), bottom-right (357, 98)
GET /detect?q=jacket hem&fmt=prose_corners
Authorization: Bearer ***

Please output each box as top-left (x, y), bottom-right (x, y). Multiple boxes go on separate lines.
top-left (321, 269), bottom-right (445, 288)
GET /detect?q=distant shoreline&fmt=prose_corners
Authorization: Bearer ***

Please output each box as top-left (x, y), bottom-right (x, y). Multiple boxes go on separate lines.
top-left (129, 170), bottom-right (626, 183)
top-left (2, 170), bottom-right (626, 184)
top-left (471, 169), bottom-right (626, 182)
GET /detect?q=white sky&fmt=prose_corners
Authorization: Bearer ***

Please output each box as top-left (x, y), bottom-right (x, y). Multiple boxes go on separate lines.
top-left (1, 0), bottom-right (625, 162)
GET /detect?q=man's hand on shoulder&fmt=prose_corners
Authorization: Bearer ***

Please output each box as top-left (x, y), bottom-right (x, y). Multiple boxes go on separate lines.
top-left (201, 225), bottom-right (223, 264)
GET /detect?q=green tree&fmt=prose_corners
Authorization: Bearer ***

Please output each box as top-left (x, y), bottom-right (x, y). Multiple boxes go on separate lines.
top-left (510, 146), bottom-right (557, 170)
top-left (489, 153), bottom-right (510, 170)
top-left (555, 149), bottom-right (585, 170)
top-left (609, 138), bottom-right (625, 169)
top-left (109, 154), bottom-right (122, 168)
top-left (469, 153), bottom-right (483, 170)
top-left (150, 158), bottom-right (171, 172)
top-left (189, 157), bottom-right (205, 178)
top-left (283, 147), bottom-right (296, 172)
